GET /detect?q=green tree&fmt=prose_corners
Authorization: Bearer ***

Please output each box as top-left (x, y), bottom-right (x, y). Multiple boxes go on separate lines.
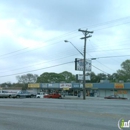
top-left (37, 72), bottom-right (65, 83)
top-left (37, 71), bottom-right (76, 83)
top-left (117, 59), bottom-right (130, 82)
top-left (89, 72), bottom-right (98, 83)
top-left (1, 82), bottom-right (12, 88)
top-left (110, 73), bottom-right (119, 82)
top-left (96, 73), bottom-right (107, 82)
top-left (60, 71), bottom-right (76, 83)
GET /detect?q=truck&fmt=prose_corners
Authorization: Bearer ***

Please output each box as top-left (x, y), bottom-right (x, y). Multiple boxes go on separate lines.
top-left (36, 92), bottom-right (48, 98)
top-left (13, 91), bottom-right (36, 98)
top-left (0, 90), bottom-right (16, 98)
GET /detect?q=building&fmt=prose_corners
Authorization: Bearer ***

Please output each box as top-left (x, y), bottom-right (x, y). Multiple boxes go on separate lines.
top-left (28, 82), bottom-right (130, 99)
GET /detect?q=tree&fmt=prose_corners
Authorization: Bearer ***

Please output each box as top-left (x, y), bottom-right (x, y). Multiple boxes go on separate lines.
top-left (88, 72), bottom-right (97, 83)
top-left (1, 82), bottom-right (12, 88)
top-left (96, 73), bottom-right (107, 82)
top-left (16, 73), bottom-right (38, 90)
top-left (16, 74), bottom-right (38, 84)
top-left (116, 59), bottom-right (130, 82)
top-left (37, 72), bottom-right (65, 83)
top-left (110, 73), bottom-right (119, 82)
top-left (37, 71), bottom-right (76, 83)
top-left (60, 71), bottom-right (76, 83)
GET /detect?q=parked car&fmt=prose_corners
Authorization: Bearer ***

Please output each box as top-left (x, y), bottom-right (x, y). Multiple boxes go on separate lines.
top-left (104, 95), bottom-right (127, 99)
top-left (36, 92), bottom-right (47, 98)
top-left (29, 92), bottom-right (36, 98)
top-left (13, 91), bottom-right (32, 98)
top-left (0, 90), bottom-right (16, 98)
top-left (44, 93), bottom-right (62, 99)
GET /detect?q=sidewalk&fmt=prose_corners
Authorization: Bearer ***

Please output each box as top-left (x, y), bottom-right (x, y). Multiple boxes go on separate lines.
top-left (62, 96), bottom-right (104, 100)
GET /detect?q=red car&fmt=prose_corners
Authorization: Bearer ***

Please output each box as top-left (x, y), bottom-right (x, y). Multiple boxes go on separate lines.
top-left (104, 95), bottom-right (127, 99)
top-left (44, 93), bottom-right (62, 99)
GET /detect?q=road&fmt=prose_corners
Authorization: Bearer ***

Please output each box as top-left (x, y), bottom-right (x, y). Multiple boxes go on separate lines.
top-left (0, 98), bottom-right (129, 130)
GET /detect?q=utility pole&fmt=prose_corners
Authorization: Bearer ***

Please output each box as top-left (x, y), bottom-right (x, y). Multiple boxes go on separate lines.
top-left (78, 29), bottom-right (93, 100)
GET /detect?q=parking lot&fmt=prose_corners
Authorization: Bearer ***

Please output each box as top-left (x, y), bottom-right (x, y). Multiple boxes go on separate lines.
top-left (0, 98), bottom-right (129, 130)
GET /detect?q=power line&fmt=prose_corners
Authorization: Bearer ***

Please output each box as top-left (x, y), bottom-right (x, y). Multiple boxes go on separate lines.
top-left (89, 38), bottom-right (130, 49)
top-left (96, 54), bottom-right (130, 59)
top-left (87, 15), bottom-right (130, 29)
top-left (0, 47), bottom-right (29, 57)
top-left (86, 53), bottom-right (115, 72)
top-left (2, 16), bottom-right (130, 58)
top-left (88, 47), bottom-right (130, 53)
top-left (0, 33), bottom-right (81, 59)
top-left (0, 52), bottom-right (81, 73)
top-left (1, 17), bottom-right (130, 59)
top-left (94, 60), bottom-right (115, 72)
top-left (0, 60), bottom-right (109, 78)
top-left (92, 64), bottom-right (109, 75)
top-left (93, 20), bottom-right (130, 31)
top-left (0, 61), bottom-right (74, 77)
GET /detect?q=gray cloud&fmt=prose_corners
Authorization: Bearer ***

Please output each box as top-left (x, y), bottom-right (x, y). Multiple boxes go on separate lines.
top-left (0, 0), bottom-right (130, 83)
top-left (0, 0), bottom-right (117, 31)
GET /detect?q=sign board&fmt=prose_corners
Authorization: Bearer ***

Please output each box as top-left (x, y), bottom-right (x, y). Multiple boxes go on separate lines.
top-left (72, 83), bottom-right (80, 88)
top-left (48, 83), bottom-right (59, 88)
top-left (28, 83), bottom-right (40, 88)
top-left (76, 74), bottom-right (91, 80)
top-left (75, 58), bottom-right (91, 71)
top-left (80, 84), bottom-right (83, 88)
top-left (60, 83), bottom-right (72, 89)
top-left (63, 88), bottom-right (70, 90)
top-left (117, 90), bottom-right (127, 94)
top-left (41, 83), bottom-right (48, 88)
top-left (114, 83), bottom-right (124, 89)
top-left (48, 84), bottom-right (52, 87)
top-left (79, 84), bottom-right (93, 88)
top-left (85, 83), bottom-right (93, 88)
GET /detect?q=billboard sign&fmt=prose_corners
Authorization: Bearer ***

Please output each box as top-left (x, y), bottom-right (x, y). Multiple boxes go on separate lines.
top-left (114, 83), bottom-right (124, 89)
top-left (60, 83), bottom-right (72, 88)
top-left (85, 83), bottom-right (93, 88)
top-left (75, 58), bottom-right (91, 71)
top-left (76, 74), bottom-right (91, 80)
top-left (28, 83), bottom-right (40, 88)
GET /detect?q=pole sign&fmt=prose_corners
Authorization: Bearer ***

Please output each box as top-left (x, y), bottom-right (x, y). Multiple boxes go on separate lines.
top-left (76, 74), bottom-right (91, 80)
top-left (75, 58), bottom-right (91, 71)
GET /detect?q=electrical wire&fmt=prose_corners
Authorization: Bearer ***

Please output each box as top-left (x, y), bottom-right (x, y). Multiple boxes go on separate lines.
top-left (1, 16), bottom-right (130, 77)
top-left (0, 60), bottom-right (110, 78)
top-left (96, 54), bottom-right (130, 59)
top-left (92, 65), bottom-right (109, 75)
top-left (86, 53), bottom-right (115, 72)
top-left (2, 15), bottom-right (130, 58)
top-left (0, 61), bottom-right (74, 77)
top-left (0, 52), bottom-right (81, 73)
top-left (0, 47), bottom-right (29, 57)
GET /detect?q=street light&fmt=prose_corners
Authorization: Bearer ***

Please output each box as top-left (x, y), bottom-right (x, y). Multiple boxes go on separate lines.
top-left (64, 40), bottom-right (96, 99)
top-left (64, 40), bottom-right (83, 56)
top-left (65, 40), bottom-right (85, 99)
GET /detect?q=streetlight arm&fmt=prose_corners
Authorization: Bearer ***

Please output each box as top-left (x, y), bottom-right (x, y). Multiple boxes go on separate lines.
top-left (64, 40), bottom-right (84, 56)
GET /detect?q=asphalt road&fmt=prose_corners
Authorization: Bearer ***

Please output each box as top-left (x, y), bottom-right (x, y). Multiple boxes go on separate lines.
top-left (0, 98), bottom-right (129, 130)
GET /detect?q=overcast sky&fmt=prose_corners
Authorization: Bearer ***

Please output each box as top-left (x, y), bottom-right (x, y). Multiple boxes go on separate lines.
top-left (0, 0), bottom-right (130, 83)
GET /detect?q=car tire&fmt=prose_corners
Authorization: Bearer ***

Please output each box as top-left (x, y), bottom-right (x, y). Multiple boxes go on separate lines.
top-left (16, 95), bottom-right (20, 98)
